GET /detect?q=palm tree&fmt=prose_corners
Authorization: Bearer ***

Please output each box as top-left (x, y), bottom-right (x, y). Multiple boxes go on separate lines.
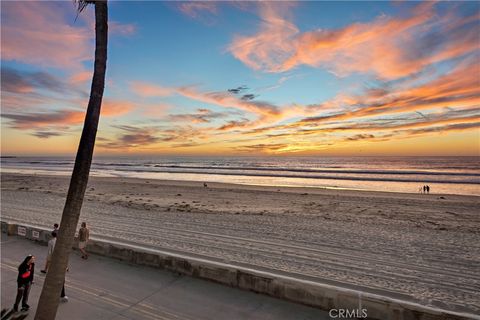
top-left (34, 1), bottom-right (108, 319)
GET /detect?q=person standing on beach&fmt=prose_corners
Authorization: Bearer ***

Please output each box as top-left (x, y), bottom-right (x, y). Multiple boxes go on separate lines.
top-left (426, 185), bottom-right (430, 194)
top-left (78, 222), bottom-right (90, 259)
top-left (41, 231), bottom-right (57, 273)
top-left (13, 255), bottom-right (35, 312)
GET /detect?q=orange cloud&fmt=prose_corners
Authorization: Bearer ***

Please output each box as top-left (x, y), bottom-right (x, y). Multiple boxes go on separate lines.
top-left (130, 82), bottom-right (289, 128)
top-left (1, 2), bottom-right (92, 71)
top-left (295, 60), bottom-right (480, 127)
top-left (228, 2), bottom-right (479, 79)
top-left (131, 82), bottom-right (176, 97)
top-left (1, 98), bottom-right (134, 140)
top-left (2, 111), bottom-right (85, 130)
top-left (1, 2), bottom-right (136, 72)
top-left (101, 100), bottom-right (135, 117)
top-left (69, 71), bottom-right (91, 85)
top-left (228, 2), bottom-right (298, 72)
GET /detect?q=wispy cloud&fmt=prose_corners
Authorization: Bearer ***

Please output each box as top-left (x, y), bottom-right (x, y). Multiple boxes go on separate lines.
top-left (31, 131), bottom-right (64, 139)
top-left (130, 82), bottom-right (288, 129)
top-left (99, 123), bottom-right (214, 150)
top-left (234, 143), bottom-right (290, 153)
top-left (99, 125), bottom-right (159, 149)
top-left (1, 98), bottom-right (134, 139)
top-left (110, 21), bottom-right (136, 36)
top-left (1, 1), bottom-right (135, 71)
top-left (2, 110), bottom-right (86, 130)
top-left (177, 1), bottom-right (218, 20)
top-left (168, 108), bottom-right (230, 124)
top-left (1, 2), bottom-right (92, 71)
top-left (1, 66), bottom-right (67, 94)
top-left (131, 82), bottom-right (176, 97)
top-left (228, 2), bottom-right (479, 79)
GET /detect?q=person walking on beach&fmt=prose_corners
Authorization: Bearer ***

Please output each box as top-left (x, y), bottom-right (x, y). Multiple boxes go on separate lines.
top-left (41, 231), bottom-right (57, 273)
top-left (78, 222), bottom-right (90, 259)
top-left (426, 185), bottom-right (430, 194)
top-left (13, 255), bottom-right (35, 312)
top-left (423, 185), bottom-right (426, 193)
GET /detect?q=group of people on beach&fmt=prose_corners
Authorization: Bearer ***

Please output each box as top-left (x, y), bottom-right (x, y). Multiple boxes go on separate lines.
top-left (419, 185), bottom-right (431, 193)
top-left (12, 222), bottom-right (90, 313)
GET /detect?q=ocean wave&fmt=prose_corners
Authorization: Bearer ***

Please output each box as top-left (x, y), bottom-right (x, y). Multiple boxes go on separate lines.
top-left (109, 167), bottom-right (480, 184)
top-left (149, 164), bottom-right (480, 177)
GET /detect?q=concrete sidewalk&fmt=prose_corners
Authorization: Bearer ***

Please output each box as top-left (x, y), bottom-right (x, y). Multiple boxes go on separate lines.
top-left (1, 235), bottom-right (329, 320)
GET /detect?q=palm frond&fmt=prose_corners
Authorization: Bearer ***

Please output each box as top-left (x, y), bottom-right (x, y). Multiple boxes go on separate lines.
top-left (73, 0), bottom-right (93, 22)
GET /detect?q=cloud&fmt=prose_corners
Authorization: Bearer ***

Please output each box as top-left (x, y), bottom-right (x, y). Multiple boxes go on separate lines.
top-left (1, 1), bottom-right (92, 71)
top-left (131, 82), bottom-right (176, 97)
top-left (1, 98), bottom-right (134, 138)
top-left (1, 110), bottom-right (85, 130)
top-left (177, 86), bottom-right (281, 119)
top-left (0, 66), bottom-right (93, 116)
top-left (234, 143), bottom-right (289, 153)
top-left (100, 125), bottom-right (159, 149)
top-left (228, 2), bottom-right (298, 72)
top-left (295, 60), bottom-right (480, 127)
top-left (228, 2), bottom-right (479, 79)
top-left (1, 1), bottom-right (136, 71)
top-left (168, 108), bottom-right (230, 123)
top-left (124, 47), bottom-right (479, 154)
top-left (100, 123), bottom-right (214, 150)
top-left (110, 21), bottom-right (136, 36)
top-left (101, 100), bottom-right (135, 117)
top-left (241, 94), bottom-right (257, 101)
top-left (397, 122), bottom-right (480, 137)
top-left (31, 131), bottom-right (64, 139)
top-left (227, 85), bottom-right (248, 94)
top-left (69, 71), bottom-right (91, 85)
top-left (218, 118), bottom-right (251, 130)
top-left (346, 134), bottom-right (375, 141)
top-left (177, 1), bottom-right (218, 19)
top-left (1, 66), bottom-right (67, 94)
top-left (130, 81), bottom-right (286, 129)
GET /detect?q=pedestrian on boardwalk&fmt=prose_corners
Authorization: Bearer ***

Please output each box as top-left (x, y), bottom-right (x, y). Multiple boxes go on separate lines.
top-left (41, 231), bottom-right (57, 273)
top-left (60, 266), bottom-right (69, 303)
top-left (60, 281), bottom-right (68, 302)
top-left (78, 222), bottom-right (90, 259)
top-left (13, 255), bottom-right (35, 312)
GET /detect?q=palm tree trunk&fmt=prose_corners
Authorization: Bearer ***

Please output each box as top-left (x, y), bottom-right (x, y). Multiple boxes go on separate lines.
top-left (34, 2), bottom-right (108, 319)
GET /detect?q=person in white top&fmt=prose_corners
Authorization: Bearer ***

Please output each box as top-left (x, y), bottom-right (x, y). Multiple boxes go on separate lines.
top-left (41, 231), bottom-right (57, 273)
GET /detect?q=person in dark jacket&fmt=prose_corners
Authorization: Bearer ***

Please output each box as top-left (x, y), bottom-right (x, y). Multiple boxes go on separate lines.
top-left (13, 255), bottom-right (35, 312)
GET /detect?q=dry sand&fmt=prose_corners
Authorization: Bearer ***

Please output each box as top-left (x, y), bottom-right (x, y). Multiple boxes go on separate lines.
top-left (1, 173), bottom-right (479, 314)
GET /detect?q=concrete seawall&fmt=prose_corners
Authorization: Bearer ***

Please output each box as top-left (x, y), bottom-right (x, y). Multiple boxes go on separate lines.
top-left (2, 221), bottom-right (478, 320)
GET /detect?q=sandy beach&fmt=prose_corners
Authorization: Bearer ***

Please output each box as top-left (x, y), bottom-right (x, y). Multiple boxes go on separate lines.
top-left (1, 172), bottom-right (479, 315)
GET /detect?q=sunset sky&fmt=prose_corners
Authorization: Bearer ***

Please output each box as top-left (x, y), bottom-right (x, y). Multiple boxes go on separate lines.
top-left (1, 1), bottom-right (479, 156)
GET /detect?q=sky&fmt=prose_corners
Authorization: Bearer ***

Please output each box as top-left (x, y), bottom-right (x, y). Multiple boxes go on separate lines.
top-left (1, 1), bottom-right (479, 156)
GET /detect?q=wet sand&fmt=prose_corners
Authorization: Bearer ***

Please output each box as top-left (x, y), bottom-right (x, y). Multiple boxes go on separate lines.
top-left (1, 173), bottom-right (479, 314)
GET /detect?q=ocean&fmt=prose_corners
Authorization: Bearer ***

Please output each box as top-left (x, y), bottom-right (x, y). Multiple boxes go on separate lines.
top-left (1, 156), bottom-right (479, 196)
